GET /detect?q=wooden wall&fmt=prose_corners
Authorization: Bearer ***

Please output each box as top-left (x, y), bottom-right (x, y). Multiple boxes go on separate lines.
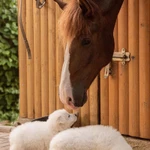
top-left (100, 0), bottom-right (150, 139)
top-left (18, 0), bottom-right (150, 139)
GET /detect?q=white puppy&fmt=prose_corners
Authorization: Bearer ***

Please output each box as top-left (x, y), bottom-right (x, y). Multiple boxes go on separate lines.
top-left (9, 109), bottom-right (77, 150)
top-left (49, 125), bottom-right (132, 150)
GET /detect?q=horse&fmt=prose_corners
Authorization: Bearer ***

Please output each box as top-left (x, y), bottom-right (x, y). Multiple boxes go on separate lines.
top-left (54, 0), bottom-right (124, 109)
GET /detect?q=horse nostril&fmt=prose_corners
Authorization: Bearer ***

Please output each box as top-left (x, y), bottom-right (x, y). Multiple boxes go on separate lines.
top-left (68, 97), bottom-right (72, 102)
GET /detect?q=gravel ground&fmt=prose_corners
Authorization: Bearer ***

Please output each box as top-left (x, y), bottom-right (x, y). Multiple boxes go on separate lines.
top-left (125, 136), bottom-right (150, 150)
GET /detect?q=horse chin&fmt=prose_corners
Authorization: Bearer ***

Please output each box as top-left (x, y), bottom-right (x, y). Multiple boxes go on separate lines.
top-left (66, 101), bottom-right (80, 110)
top-left (66, 105), bottom-right (79, 110)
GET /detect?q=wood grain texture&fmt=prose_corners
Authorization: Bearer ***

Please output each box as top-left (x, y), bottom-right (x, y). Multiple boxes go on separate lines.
top-left (109, 21), bottom-right (119, 130)
top-left (118, 0), bottom-right (129, 134)
top-left (41, 3), bottom-right (49, 116)
top-left (128, 0), bottom-right (140, 137)
top-left (139, 0), bottom-right (150, 139)
top-left (48, 0), bottom-right (56, 114)
top-left (33, 3), bottom-right (41, 118)
top-left (18, 0), bottom-right (27, 118)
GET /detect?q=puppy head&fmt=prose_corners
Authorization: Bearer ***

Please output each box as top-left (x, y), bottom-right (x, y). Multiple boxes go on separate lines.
top-left (48, 109), bottom-right (77, 132)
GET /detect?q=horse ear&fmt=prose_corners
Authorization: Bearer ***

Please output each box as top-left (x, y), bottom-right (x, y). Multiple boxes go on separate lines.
top-left (54, 0), bottom-right (67, 10)
top-left (77, 0), bottom-right (95, 18)
top-left (99, 0), bottom-right (115, 14)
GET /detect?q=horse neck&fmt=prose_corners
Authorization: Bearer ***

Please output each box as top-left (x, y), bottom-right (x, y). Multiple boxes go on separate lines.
top-left (109, 0), bottom-right (124, 18)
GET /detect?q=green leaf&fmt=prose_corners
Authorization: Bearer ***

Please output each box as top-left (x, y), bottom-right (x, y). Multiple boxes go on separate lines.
top-left (0, 0), bottom-right (19, 122)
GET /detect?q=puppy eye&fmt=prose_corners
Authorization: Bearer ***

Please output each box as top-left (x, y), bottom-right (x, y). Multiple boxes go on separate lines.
top-left (68, 115), bottom-right (70, 118)
top-left (81, 38), bottom-right (91, 46)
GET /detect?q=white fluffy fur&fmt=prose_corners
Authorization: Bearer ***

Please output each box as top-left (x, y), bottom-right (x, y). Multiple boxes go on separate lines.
top-left (49, 125), bottom-right (132, 150)
top-left (9, 109), bottom-right (77, 150)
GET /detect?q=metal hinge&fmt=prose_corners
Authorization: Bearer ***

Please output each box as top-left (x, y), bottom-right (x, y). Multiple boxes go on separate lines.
top-left (104, 48), bottom-right (130, 78)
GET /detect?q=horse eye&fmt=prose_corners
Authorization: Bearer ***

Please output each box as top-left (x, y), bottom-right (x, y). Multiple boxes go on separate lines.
top-left (81, 38), bottom-right (91, 46)
top-left (68, 115), bottom-right (70, 118)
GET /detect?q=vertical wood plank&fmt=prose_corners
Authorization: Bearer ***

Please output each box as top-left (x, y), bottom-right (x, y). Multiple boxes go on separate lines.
top-left (128, 0), bottom-right (140, 137)
top-left (89, 78), bottom-right (98, 125)
top-left (18, 0), bottom-right (27, 118)
top-left (80, 93), bottom-right (90, 126)
top-left (118, 0), bottom-right (129, 134)
top-left (100, 70), bottom-right (109, 125)
top-left (109, 22), bottom-right (119, 129)
top-left (139, 0), bottom-right (150, 138)
top-left (48, 0), bottom-right (56, 113)
top-left (55, 5), bottom-right (64, 109)
top-left (26, 0), bottom-right (34, 119)
top-left (74, 109), bottom-right (81, 127)
top-left (33, 3), bottom-right (41, 118)
top-left (41, 3), bottom-right (49, 116)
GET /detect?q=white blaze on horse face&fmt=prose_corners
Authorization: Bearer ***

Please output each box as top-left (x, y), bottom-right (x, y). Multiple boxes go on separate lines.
top-left (59, 43), bottom-right (73, 105)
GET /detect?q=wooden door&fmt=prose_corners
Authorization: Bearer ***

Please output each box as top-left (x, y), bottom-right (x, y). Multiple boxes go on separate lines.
top-left (100, 0), bottom-right (150, 139)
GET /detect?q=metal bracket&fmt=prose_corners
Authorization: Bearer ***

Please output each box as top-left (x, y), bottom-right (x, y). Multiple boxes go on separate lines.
top-left (36, 0), bottom-right (46, 9)
top-left (104, 48), bottom-right (131, 78)
top-left (104, 63), bottom-right (111, 78)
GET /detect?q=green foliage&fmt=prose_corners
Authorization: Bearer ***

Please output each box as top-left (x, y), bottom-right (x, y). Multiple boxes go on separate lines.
top-left (0, 0), bottom-right (19, 122)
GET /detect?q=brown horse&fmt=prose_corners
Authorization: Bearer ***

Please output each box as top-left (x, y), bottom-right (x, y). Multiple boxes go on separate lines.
top-left (54, 0), bottom-right (124, 109)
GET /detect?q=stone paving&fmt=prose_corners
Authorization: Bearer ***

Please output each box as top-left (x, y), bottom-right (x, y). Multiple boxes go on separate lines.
top-left (0, 132), bottom-right (9, 150)
top-left (0, 126), bottom-right (14, 150)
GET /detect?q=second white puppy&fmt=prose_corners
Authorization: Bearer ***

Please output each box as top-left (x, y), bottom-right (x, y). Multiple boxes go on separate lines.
top-left (9, 109), bottom-right (77, 150)
top-left (49, 125), bottom-right (132, 150)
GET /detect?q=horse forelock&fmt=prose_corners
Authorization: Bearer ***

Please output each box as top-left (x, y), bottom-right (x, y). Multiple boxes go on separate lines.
top-left (59, 0), bottom-right (100, 45)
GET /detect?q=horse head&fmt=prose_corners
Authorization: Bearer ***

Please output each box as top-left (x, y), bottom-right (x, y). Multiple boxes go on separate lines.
top-left (54, 0), bottom-right (124, 109)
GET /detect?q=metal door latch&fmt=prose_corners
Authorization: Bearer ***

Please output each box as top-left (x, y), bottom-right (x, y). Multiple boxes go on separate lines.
top-left (112, 48), bottom-right (130, 65)
top-left (104, 48), bottom-right (130, 78)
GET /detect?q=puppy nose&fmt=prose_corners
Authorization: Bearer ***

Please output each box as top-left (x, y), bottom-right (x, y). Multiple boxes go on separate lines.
top-left (74, 112), bottom-right (79, 117)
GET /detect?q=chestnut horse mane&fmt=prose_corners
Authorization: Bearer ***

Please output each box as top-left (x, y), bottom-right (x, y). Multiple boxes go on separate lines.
top-left (59, 0), bottom-right (100, 44)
